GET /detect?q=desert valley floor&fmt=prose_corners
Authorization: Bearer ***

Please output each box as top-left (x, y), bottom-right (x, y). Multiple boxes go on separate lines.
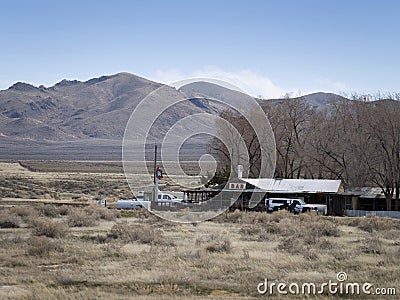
top-left (0, 161), bottom-right (399, 299)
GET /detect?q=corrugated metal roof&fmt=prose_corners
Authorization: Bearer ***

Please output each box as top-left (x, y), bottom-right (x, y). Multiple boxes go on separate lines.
top-left (343, 187), bottom-right (384, 198)
top-left (241, 178), bottom-right (342, 193)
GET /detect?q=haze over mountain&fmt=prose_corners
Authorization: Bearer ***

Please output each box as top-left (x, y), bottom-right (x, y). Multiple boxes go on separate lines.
top-left (0, 73), bottom-right (164, 141)
top-left (0, 72), bottom-right (353, 160)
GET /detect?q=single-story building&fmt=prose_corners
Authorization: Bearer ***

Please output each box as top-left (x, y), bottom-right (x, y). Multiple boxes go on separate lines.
top-left (182, 178), bottom-right (400, 217)
top-left (183, 177), bottom-right (345, 214)
top-left (341, 187), bottom-right (393, 211)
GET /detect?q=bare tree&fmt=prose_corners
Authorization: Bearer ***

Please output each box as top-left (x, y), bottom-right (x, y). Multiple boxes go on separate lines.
top-left (362, 96), bottom-right (400, 210)
top-left (209, 92), bottom-right (400, 211)
top-left (209, 109), bottom-right (262, 178)
top-left (262, 96), bottom-right (312, 178)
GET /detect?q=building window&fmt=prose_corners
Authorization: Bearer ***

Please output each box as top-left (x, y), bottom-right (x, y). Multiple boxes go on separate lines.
top-left (345, 198), bottom-right (352, 210)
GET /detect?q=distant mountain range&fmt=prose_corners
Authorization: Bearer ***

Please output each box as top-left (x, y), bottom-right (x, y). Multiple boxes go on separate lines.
top-left (0, 73), bottom-right (163, 141)
top-left (0, 72), bottom-right (350, 143)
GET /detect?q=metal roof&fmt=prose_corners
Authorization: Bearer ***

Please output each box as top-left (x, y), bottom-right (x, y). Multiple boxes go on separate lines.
top-left (240, 178), bottom-right (342, 193)
top-left (342, 187), bottom-right (384, 198)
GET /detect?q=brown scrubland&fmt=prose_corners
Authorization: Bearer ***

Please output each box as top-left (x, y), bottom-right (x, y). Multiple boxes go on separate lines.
top-left (0, 162), bottom-right (399, 299)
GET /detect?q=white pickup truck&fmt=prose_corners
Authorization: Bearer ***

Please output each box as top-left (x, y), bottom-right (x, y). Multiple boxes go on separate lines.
top-left (265, 198), bottom-right (327, 215)
top-left (156, 192), bottom-right (184, 203)
top-left (153, 191), bottom-right (185, 208)
top-left (116, 190), bottom-right (186, 210)
top-left (135, 190), bottom-right (184, 203)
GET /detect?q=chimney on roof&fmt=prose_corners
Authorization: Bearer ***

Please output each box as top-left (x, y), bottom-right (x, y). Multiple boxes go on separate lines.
top-left (237, 165), bottom-right (243, 179)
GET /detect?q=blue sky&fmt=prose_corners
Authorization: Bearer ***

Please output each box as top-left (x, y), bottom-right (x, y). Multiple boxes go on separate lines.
top-left (1, 0), bottom-right (399, 97)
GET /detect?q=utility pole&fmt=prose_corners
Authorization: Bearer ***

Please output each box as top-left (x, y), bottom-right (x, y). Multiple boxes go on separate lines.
top-left (153, 144), bottom-right (158, 202)
top-left (153, 144), bottom-right (157, 184)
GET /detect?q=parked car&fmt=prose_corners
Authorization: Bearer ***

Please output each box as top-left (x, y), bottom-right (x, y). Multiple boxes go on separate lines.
top-left (265, 198), bottom-right (322, 214)
top-left (116, 199), bottom-right (151, 210)
top-left (136, 190), bottom-right (184, 204)
top-left (157, 192), bottom-right (183, 203)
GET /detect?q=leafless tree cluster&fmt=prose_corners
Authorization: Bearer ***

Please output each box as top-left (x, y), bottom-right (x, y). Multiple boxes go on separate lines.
top-left (209, 110), bottom-right (262, 179)
top-left (210, 93), bottom-right (400, 209)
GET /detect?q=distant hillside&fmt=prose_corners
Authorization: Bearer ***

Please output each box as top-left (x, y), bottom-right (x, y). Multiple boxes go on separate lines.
top-left (0, 73), bottom-right (205, 141)
top-left (264, 92), bottom-right (348, 110)
top-left (0, 73), bottom-right (356, 143)
top-left (0, 72), bottom-right (365, 161)
top-left (179, 81), bottom-right (349, 111)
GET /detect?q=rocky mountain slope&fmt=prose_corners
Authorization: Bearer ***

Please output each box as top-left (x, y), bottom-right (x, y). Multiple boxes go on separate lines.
top-left (0, 73), bottom-right (354, 143)
top-left (0, 73), bottom-right (166, 140)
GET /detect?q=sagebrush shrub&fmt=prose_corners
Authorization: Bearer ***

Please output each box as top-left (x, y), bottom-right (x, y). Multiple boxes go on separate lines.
top-left (358, 216), bottom-right (395, 233)
top-left (240, 212), bottom-right (271, 224)
top-left (270, 209), bottom-right (293, 223)
top-left (278, 236), bottom-right (305, 255)
top-left (219, 209), bottom-right (244, 223)
top-left (196, 233), bottom-right (232, 253)
top-left (361, 235), bottom-right (384, 254)
top-left (0, 211), bottom-right (21, 228)
top-left (67, 210), bottom-right (97, 227)
top-left (29, 217), bottom-right (68, 238)
top-left (239, 224), bottom-right (261, 236)
top-left (108, 223), bottom-right (163, 244)
top-left (239, 223), bottom-right (278, 242)
top-left (93, 206), bottom-right (119, 221)
top-left (11, 205), bottom-right (34, 218)
top-left (36, 204), bottom-right (59, 218)
top-left (205, 238), bottom-right (231, 253)
top-left (28, 236), bottom-right (64, 256)
top-left (57, 205), bottom-right (71, 216)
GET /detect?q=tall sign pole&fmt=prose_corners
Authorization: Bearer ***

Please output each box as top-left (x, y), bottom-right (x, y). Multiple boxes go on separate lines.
top-left (153, 144), bottom-right (157, 184)
top-left (154, 144), bottom-right (158, 202)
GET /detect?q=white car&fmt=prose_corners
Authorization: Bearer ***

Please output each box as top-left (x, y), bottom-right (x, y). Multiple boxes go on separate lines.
top-left (265, 198), bottom-right (320, 214)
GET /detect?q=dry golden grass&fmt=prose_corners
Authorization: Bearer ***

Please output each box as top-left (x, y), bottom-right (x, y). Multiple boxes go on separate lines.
top-left (0, 162), bottom-right (134, 201)
top-left (1, 162), bottom-right (400, 299)
top-left (0, 161), bottom-right (202, 202)
top-left (0, 204), bottom-right (399, 299)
